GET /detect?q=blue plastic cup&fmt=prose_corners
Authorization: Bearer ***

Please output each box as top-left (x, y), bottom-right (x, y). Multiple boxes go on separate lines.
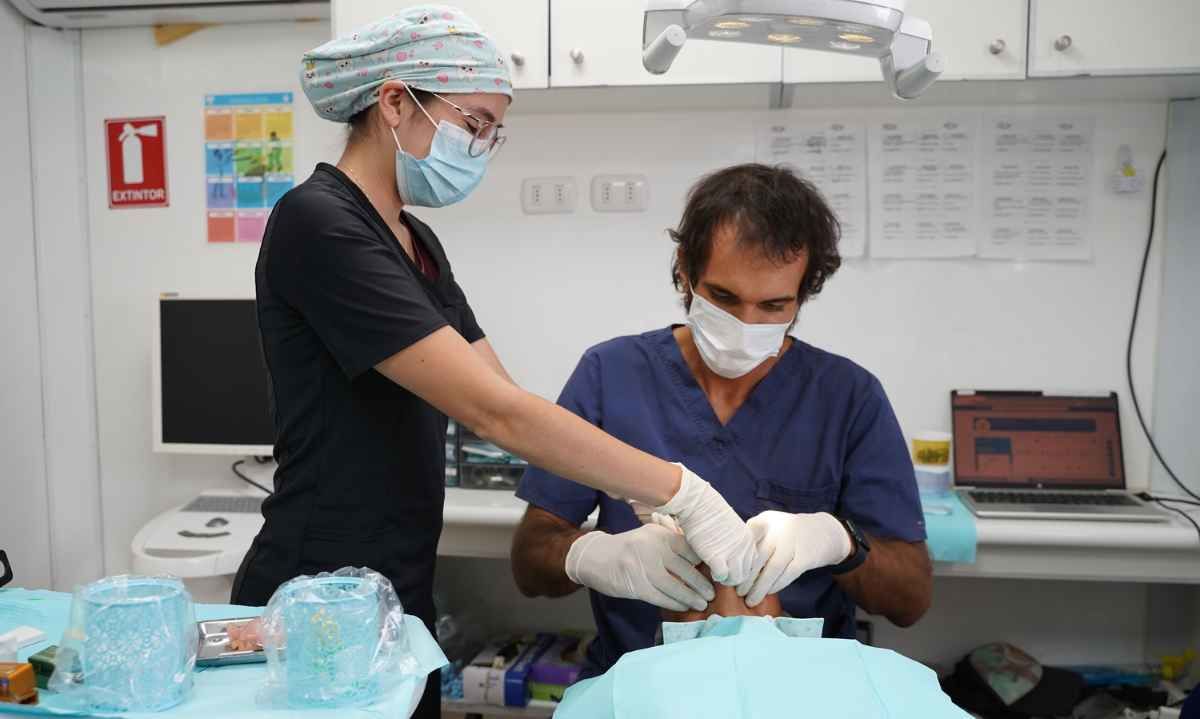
top-left (280, 575), bottom-right (381, 707)
top-left (79, 576), bottom-right (196, 712)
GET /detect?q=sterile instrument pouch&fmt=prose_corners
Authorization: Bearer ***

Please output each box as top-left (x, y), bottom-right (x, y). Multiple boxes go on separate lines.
top-left (258, 567), bottom-right (418, 709)
top-left (48, 575), bottom-right (198, 712)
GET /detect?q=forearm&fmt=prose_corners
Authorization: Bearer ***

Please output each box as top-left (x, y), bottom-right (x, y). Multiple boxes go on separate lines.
top-left (511, 509), bottom-right (588, 598)
top-left (483, 389), bottom-right (681, 506)
top-left (378, 327), bottom-right (681, 506)
top-left (834, 538), bottom-right (932, 627)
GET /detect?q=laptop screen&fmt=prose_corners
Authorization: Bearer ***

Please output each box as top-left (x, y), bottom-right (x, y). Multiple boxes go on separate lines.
top-left (951, 392), bottom-right (1126, 490)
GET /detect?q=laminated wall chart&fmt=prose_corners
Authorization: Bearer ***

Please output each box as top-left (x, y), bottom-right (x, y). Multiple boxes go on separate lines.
top-left (979, 114), bottom-right (1094, 261)
top-left (204, 93), bottom-right (295, 244)
top-left (756, 121), bottom-right (868, 258)
top-left (866, 114), bottom-right (979, 259)
top-left (757, 109), bottom-right (1094, 261)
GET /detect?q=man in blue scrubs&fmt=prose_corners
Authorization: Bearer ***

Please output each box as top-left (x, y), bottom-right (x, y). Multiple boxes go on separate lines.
top-left (511, 163), bottom-right (931, 677)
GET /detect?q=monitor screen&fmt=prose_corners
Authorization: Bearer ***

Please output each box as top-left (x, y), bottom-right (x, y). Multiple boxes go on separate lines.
top-left (155, 298), bottom-right (274, 454)
top-left (951, 392), bottom-right (1125, 490)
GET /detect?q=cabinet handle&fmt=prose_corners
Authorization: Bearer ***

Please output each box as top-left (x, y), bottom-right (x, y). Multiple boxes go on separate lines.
top-left (1054, 34), bottom-right (1072, 52)
top-left (988, 38), bottom-right (1006, 55)
top-left (569, 48), bottom-right (585, 65)
top-left (510, 51), bottom-right (525, 67)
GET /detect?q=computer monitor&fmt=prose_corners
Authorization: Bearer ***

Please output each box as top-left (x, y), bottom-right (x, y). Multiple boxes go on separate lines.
top-left (951, 391), bottom-right (1126, 490)
top-left (152, 296), bottom-right (274, 455)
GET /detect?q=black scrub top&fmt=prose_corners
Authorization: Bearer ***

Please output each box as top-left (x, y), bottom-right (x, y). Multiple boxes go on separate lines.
top-left (232, 163), bottom-right (485, 634)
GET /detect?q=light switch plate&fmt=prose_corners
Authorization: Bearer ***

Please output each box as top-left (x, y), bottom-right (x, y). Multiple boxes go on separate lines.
top-left (591, 174), bottom-right (649, 213)
top-left (521, 177), bottom-right (577, 215)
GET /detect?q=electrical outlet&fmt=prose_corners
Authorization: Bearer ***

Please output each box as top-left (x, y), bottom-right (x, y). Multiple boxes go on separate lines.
top-left (521, 177), bottom-right (577, 215)
top-left (591, 174), bottom-right (649, 213)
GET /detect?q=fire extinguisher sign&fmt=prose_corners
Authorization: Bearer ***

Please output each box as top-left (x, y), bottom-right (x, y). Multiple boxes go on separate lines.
top-left (104, 116), bottom-right (168, 209)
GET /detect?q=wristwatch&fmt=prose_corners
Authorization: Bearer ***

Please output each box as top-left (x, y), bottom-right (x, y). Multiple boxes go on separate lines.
top-left (829, 518), bottom-right (870, 575)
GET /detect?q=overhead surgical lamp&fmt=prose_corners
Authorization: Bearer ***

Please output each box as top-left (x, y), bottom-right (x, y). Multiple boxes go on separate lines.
top-left (642, 0), bottom-right (944, 99)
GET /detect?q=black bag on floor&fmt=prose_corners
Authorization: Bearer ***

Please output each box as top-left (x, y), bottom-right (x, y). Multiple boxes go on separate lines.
top-left (941, 642), bottom-right (1085, 718)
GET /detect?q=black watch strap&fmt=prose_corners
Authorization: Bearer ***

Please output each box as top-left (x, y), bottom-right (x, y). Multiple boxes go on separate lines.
top-left (829, 518), bottom-right (870, 575)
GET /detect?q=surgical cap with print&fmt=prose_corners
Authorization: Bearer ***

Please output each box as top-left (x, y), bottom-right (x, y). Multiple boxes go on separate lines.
top-left (301, 4), bottom-right (513, 123)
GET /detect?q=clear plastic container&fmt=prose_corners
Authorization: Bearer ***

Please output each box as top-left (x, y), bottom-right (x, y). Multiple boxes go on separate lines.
top-left (50, 575), bottom-right (197, 712)
top-left (260, 568), bottom-right (415, 709)
top-left (914, 463), bottom-right (953, 497)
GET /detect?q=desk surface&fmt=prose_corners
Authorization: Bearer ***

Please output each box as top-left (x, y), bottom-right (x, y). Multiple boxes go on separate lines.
top-left (133, 489), bottom-right (1200, 584)
top-left (439, 489), bottom-right (1200, 584)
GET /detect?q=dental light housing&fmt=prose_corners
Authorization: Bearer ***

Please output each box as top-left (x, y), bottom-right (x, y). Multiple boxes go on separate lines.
top-left (643, 0), bottom-right (943, 99)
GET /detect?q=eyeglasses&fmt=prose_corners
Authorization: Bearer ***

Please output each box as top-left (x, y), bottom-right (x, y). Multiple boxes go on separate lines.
top-left (430, 92), bottom-right (507, 158)
top-left (0, 550), bottom-right (12, 589)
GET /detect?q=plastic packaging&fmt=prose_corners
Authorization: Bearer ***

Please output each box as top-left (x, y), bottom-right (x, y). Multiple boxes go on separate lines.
top-left (48, 575), bottom-right (197, 712)
top-left (915, 463), bottom-right (953, 497)
top-left (259, 567), bottom-right (416, 708)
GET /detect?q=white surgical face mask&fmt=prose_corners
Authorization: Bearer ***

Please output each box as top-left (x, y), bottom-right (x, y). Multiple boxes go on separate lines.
top-left (390, 87), bottom-right (488, 208)
top-left (686, 292), bottom-right (792, 379)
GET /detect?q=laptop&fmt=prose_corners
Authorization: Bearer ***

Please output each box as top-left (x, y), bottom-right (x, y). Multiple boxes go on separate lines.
top-left (952, 390), bottom-right (1167, 522)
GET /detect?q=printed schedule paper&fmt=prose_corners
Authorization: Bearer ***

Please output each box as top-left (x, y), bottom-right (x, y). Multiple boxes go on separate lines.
top-left (756, 120), bottom-right (867, 258)
top-left (980, 114), bottom-right (1094, 261)
top-left (867, 115), bottom-right (979, 259)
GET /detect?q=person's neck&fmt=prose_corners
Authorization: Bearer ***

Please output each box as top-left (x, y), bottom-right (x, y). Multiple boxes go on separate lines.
top-left (336, 144), bottom-right (405, 224)
top-left (672, 326), bottom-right (792, 425)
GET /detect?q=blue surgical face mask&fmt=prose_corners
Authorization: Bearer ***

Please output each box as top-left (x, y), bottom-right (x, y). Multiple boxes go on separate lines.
top-left (390, 88), bottom-right (489, 208)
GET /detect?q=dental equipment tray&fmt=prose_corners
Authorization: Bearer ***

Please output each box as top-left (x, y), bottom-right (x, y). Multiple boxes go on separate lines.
top-left (196, 618), bottom-right (265, 667)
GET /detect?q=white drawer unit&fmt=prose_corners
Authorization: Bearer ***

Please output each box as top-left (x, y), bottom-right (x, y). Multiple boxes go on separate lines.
top-left (1029, 0), bottom-right (1200, 77)
top-left (331, 0), bottom-right (549, 90)
top-left (551, 0), bottom-right (782, 88)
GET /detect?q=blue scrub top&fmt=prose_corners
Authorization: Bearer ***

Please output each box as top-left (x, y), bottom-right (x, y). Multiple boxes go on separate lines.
top-left (516, 327), bottom-right (925, 677)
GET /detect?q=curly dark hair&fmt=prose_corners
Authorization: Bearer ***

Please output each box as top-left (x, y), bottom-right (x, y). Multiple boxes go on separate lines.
top-left (670, 163), bottom-right (842, 307)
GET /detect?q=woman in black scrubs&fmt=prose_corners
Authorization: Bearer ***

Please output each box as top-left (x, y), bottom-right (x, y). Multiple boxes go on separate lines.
top-left (233, 7), bottom-right (759, 717)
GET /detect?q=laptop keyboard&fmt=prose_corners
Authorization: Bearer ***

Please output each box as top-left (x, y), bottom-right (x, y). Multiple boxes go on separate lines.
top-left (181, 495), bottom-right (264, 514)
top-left (968, 491), bottom-right (1139, 507)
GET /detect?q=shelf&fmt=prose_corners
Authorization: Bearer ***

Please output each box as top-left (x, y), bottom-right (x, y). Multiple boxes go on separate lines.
top-left (442, 699), bottom-right (557, 717)
top-left (439, 490), bottom-right (1200, 583)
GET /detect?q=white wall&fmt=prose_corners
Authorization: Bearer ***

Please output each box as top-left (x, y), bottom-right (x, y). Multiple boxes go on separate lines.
top-left (0, 1), bottom-right (52, 590)
top-left (1151, 100), bottom-right (1200, 499)
top-left (26, 25), bottom-right (106, 592)
top-left (80, 21), bottom-right (341, 574)
top-left (78, 22), bottom-right (1170, 607)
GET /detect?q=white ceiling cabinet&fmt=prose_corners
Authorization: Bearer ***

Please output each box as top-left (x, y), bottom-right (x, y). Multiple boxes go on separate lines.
top-left (330, 0), bottom-right (549, 90)
top-left (1029, 0), bottom-right (1200, 77)
top-left (906, 0), bottom-right (1026, 80)
top-left (549, 0), bottom-right (781, 88)
top-left (783, 0), bottom-right (1027, 84)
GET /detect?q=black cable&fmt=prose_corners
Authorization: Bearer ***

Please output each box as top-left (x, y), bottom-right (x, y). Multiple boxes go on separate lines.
top-left (232, 459), bottom-right (273, 495)
top-left (1126, 150), bottom-right (1200, 504)
top-left (1151, 499), bottom-right (1200, 546)
top-left (1141, 494), bottom-right (1200, 508)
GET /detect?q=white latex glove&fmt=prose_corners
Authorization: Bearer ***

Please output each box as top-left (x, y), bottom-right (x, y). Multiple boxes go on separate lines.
top-left (736, 510), bottom-right (853, 607)
top-left (655, 464), bottom-right (762, 586)
top-left (566, 524), bottom-right (716, 612)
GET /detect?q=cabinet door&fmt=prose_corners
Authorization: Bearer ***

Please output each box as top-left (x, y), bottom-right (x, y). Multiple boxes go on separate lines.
top-left (331, 0), bottom-right (549, 90)
top-left (784, 0), bottom-right (1026, 83)
top-left (1029, 0), bottom-right (1200, 77)
top-left (550, 0), bottom-right (781, 87)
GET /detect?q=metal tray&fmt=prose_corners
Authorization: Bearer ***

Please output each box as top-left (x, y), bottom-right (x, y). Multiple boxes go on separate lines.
top-left (196, 618), bottom-right (265, 667)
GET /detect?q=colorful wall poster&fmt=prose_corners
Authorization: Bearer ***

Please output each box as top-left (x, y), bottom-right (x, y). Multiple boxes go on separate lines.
top-left (204, 92), bottom-right (294, 243)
